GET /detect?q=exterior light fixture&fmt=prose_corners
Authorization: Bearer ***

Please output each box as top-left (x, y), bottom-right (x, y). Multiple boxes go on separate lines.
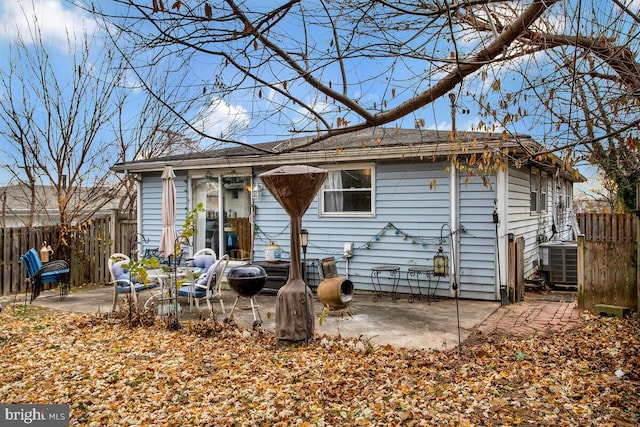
top-left (433, 246), bottom-right (449, 277)
top-left (300, 229), bottom-right (309, 261)
top-left (250, 183), bottom-right (263, 200)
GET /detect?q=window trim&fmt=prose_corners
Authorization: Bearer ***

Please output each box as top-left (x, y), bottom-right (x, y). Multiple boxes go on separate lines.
top-left (530, 168), bottom-right (548, 214)
top-left (530, 170), bottom-right (539, 212)
top-left (539, 174), bottom-right (547, 212)
top-left (319, 163), bottom-right (376, 218)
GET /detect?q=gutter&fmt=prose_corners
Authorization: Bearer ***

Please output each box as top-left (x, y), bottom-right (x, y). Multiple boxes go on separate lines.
top-left (112, 140), bottom-right (530, 174)
top-left (112, 133), bottom-right (584, 185)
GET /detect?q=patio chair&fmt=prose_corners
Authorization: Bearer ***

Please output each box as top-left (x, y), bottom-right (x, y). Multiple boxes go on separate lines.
top-left (143, 248), bottom-right (184, 267)
top-left (108, 253), bottom-right (159, 312)
top-left (20, 248), bottom-right (70, 302)
top-left (186, 248), bottom-right (217, 275)
top-left (193, 248), bottom-right (216, 257)
top-left (177, 254), bottom-right (229, 316)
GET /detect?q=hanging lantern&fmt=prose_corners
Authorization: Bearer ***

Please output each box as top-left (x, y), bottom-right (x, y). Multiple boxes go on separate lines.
top-left (433, 246), bottom-right (449, 277)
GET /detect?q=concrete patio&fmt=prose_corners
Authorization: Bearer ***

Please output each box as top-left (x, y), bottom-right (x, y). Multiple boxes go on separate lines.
top-left (6, 284), bottom-right (501, 351)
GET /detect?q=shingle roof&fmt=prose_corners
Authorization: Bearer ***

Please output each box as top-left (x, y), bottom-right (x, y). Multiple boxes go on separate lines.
top-left (112, 127), bottom-right (584, 182)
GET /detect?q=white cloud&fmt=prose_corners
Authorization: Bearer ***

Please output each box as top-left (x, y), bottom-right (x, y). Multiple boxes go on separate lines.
top-left (0, 0), bottom-right (97, 48)
top-left (574, 164), bottom-right (604, 199)
top-left (196, 97), bottom-right (251, 139)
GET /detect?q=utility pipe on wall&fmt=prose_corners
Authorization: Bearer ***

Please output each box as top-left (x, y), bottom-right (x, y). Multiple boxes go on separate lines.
top-left (496, 166), bottom-right (509, 302)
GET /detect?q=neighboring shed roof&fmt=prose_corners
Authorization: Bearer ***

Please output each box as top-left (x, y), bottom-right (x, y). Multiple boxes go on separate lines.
top-left (112, 127), bottom-right (585, 182)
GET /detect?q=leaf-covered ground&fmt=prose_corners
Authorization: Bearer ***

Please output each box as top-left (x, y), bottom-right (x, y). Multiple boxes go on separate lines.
top-left (0, 304), bottom-right (638, 426)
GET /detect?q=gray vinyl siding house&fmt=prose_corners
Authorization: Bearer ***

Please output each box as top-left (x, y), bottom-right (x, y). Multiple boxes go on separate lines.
top-left (113, 127), bottom-right (584, 302)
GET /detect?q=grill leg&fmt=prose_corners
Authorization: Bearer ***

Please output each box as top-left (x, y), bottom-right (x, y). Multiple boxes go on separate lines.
top-left (224, 296), bottom-right (241, 324)
top-left (250, 296), bottom-right (263, 329)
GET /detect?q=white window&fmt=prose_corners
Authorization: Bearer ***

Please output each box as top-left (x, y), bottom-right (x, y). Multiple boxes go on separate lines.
top-left (320, 165), bottom-right (374, 217)
top-left (539, 175), bottom-right (547, 212)
top-left (530, 171), bottom-right (539, 212)
top-left (530, 169), bottom-right (547, 213)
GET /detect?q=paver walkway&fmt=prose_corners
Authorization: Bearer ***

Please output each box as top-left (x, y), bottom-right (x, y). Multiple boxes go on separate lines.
top-left (475, 291), bottom-right (581, 336)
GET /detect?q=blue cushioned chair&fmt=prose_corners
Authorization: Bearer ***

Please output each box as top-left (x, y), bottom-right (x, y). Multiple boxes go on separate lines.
top-left (178, 254), bottom-right (229, 315)
top-left (20, 248), bottom-right (70, 302)
top-left (186, 248), bottom-right (217, 276)
top-left (108, 253), bottom-right (159, 312)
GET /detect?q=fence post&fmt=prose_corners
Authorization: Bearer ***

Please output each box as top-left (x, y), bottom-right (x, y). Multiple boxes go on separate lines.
top-left (110, 209), bottom-right (118, 257)
top-left (577, 233), bottom-right (585, 310)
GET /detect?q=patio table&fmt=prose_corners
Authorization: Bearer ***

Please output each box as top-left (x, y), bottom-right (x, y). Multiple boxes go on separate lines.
top-left (370, 265), bottom-right (401, 302)
top-left (406, 266), bottom-right (435, 303)
top-left (143, 267), bottom-right (188, 314)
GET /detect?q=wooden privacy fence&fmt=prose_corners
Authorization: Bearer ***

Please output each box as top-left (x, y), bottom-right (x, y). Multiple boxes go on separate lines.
top-left (0, 211), bottom-right (136, 296)
top-left (576, 213), bottom-right (637, 242)
top-left (576, 213), bottom-right (638, 311)
top-left (1, 226), bottom-right (65, 296)
top-left (67, 212), bottom-right (137, 290)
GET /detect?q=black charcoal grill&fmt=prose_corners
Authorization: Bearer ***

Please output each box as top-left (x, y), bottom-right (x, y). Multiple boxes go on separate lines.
top-left (225, 265), bottom-right (267, 329)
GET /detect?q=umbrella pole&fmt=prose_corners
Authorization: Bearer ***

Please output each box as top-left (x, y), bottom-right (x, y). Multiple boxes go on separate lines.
top-left (170, 243), bottom-right (182, 330)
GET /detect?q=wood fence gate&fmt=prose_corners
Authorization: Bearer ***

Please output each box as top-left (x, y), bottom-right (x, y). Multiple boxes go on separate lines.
top-left (576, 212), bottom-right (638, 311)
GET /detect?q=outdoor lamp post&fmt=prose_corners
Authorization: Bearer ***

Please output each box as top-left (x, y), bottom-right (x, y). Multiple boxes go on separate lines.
top-left (300, 229), bottom-right (309, 261)
top-left (300, 229), bottom-right (309, 286)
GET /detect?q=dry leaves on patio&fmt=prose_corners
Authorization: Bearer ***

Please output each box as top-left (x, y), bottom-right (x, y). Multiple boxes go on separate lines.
top-left (0, 305), bottom-right (638, 426)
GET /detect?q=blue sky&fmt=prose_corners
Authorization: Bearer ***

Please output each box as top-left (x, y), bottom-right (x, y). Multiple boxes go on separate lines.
top-left (0, 0), bottom-right (606, 196)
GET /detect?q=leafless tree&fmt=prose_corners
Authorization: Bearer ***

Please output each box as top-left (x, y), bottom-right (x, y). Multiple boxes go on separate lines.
top-left (111, 55), bottom-right (203, 213)
top-left (77, 1), bottom-right (558, 146)
top-left (0, 12), bottom-right (196, 245)
top-left (76, 1), bottom-right (640, 205)
top-left (475, 1), bottom-right (640, 211)
top-left (576, 173), bottom-right (623, 213)
top-left (0, 21), bottom-right (125, 239)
